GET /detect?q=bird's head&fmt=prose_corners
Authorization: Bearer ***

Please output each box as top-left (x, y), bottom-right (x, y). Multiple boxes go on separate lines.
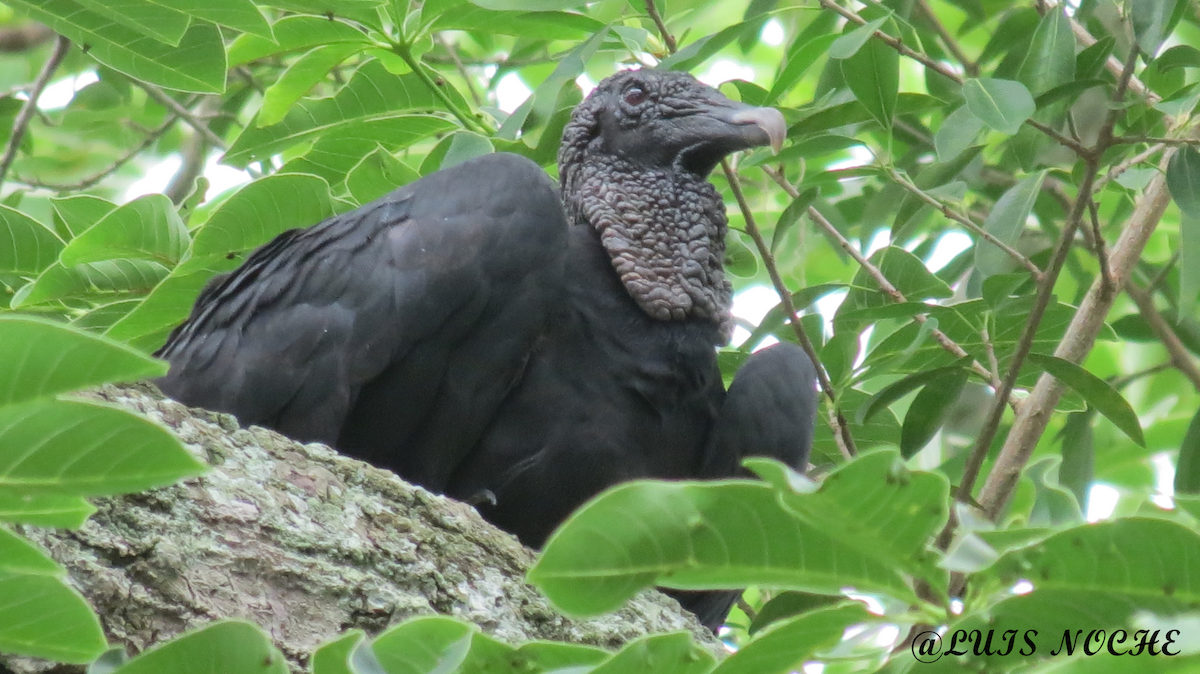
top-left (559, 69), bottom-right (786, 180)
top-left (557, 69), bottom-right (786, 342)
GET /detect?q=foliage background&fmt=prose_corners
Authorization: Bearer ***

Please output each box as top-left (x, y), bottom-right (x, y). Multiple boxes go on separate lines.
top-left (1, 0), bottom-right (1199, 672)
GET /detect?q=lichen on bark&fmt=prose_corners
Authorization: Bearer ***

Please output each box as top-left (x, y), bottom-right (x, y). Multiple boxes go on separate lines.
top-left (4, 384), bottom-right (717, 674)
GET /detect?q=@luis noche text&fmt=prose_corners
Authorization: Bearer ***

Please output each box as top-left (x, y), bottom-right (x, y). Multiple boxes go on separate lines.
top-left (911, 628), bottom-right (1183, 663)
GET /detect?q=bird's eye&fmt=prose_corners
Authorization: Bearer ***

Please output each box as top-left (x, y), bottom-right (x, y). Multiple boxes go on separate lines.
top-left (624, 86), bottom-right (647, 106)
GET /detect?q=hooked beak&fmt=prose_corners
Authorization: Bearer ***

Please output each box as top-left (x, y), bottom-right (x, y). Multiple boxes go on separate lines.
top-left (730, 106), bottom-right (787, 154)
top-left (669, 97), bottom-right (788, 175)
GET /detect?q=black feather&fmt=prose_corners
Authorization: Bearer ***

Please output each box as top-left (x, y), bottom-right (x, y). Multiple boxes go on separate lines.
top-left (157, 69), bottom-right (813, 631)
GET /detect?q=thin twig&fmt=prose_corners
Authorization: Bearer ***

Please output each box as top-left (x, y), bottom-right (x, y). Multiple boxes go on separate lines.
top-left (140, 83), bottom-right (228, 150)
top-left (884, 166), bottom-right (1044, 281)
top-left (816, 0), bottom-right (1092, 158)
top-left (1086, 198), bottom-right (1113, 295)
top-left (644, 0), bottom-right (678, 54)
top-left (1068, 16), bottom-right (1156, 104)
top-left (1093, 142), bottom-right (1166, 192)
top-left (439, 35), bottom-right (483, 107)
top-left (1110, 136), bottom-right (1200, 146)
top-left (764, 166), bottom-right (1018, 403)
top-left (971, 45), bottom-right (1150, 522)
top-left (0, 34), bottom-right (69, 187)
top-left (723, 162), bottom-right (858, 460)
top-left (393, 40), bottom-right (489, 134)
top-left (15, 114), bottom-right (182, 192)
top-left (914, 0), bottom-right (977, 76)
top-left (1126, 283), bottom-right (1200, 390)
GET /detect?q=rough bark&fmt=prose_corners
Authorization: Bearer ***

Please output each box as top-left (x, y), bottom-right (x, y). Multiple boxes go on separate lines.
top-left (2, 384), bottom-right (718, 674)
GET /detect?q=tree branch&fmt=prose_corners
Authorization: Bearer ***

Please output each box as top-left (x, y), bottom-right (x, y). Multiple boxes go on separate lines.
top-left (976, 136), bottom-right (1184, 519)
top-left (139, 83), bottom-right (228, 150)
top-left (3, 385), bottom-right (718, 674)
top-left (722, 162), bottom-right (858, 460)
top-left (953, 45), bottom-right (1143, 524)
top-left (0, 23), bottom-right (53, 52)
top-left (1126, 283), bottom-right (1200, 390)
top-left (763, 166), bottom-right (1019, 405)
top-left (883, 166), bottom-right (1044, 281)
top-left (644, 0), bottom-right (678, 54)
top-left (815, 0), bottom-right (1092, 158)
top-left (15, 114), bottom-right (182, 192)
top-left (0, 34), bottom-right (69, 188)
top-left (914, 0), bottom-right (977, 76)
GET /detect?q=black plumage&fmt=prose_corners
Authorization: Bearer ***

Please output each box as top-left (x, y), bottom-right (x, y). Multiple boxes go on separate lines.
top-left (157, 70), bottom-right (818, 630)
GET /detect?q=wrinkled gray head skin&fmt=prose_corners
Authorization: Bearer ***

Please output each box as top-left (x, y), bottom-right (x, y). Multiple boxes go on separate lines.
top-left (558, 70), bottom-right (786, 343)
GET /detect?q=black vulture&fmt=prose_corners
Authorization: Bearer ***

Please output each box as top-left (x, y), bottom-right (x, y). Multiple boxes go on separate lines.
top-left (157, 69), bottom-right (819, 629)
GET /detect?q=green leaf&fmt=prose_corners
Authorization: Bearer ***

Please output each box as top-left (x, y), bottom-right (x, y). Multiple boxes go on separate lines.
top-left (981, 518), bottom-right (1200, 617)
top-left (1157, 45), bottom-right (1200, 72)
top-left (112, 620), bottom-right (286, 674)
top-left (147, 0), bottom-right (273, 39)
top-left (1174, 407), bottom-right (1200, 494)
top-left (0, 571), bottom-right (107, 663)
top-left (962, 78), bottom-right (1036, 135)
top-left (497, 28), bottom-right (607, 139)
top-left (60, 194), bottom-right (189, 267)
top-left (370, 616), bottom-right (474, 674)
top-left (278, 116), bottom-right (457, 185)
top-left (902, 371), bottom-right (964, 455)
top-left (467, 0), bottom-right (586, 9)
top-left (834, 246), bottom-right (953, 331)
top-left (1058, 411), bottom-right (1094, 506)
top-left (770, 187), bottom-right (818, 253)
top-left (1076, 37), bottom-right (1116, 79)
top-left (766, 34), bottom-right (838, 104)
top-left (50, 195), bottom-right (117, 239)
top-left (0, 315), bottom-right (165, 406)
top-left (828, 14), bottom-right (890, 60)
top-left (713, 603), bottom-right (868, 674)
top-left (1167, 146), bottom-right (1200, 313)
top-left (73, 0), bottom-right (190, 45)
top-left (1026, 353), bottom-right (1145, 447)
top-left (747, 592), bottom-right (842, 635)
top-left (841, 36), bottom-right (898, 131)
top-left (858, 360), bottom-right (971, 425)
top-left (790, 93), bottom-right (943, 136)
top-left (1034, 78), bottom-right (1107, 110)
top-left (751, 451), bottom-right (950, 588)
top-left (862, 299), bottom-right (1112, 381)
top-left (345, 147), bottom-right (420, 206)
top-left (104, 257), bottom-right (237, 350)
top-left (422, 130), bottom-right (495, 173)
top-left (228, 15), bottom-right (368, 66)
top-left (7, 0), bottom-right (226, 93)
top-left (0, 488), bottom-right (95, 528)
top-left (935, 106), bottom-right (985, 162)
top-left (432, 8), bottom-right (604, 40)
top-left (256, 44), bottom-right (360, 127)
top-left (1131, 0), bottom-right (1175, 56)
top-left (530, 477), bottom-right (922, 617)
top-left (975, 170), bottom-right (1047, 278)
top-left (11, 259), bottom-right (169, 308)
top-left (591, 632), bottom-right (715, 674)
top-left (810, 388), bottom-right (901, 462)
top-left (1015, 8), bottom-right (1075, 96)
top-left (310, 630), bottom-right (365, 674)
top-left (0, 205), bottom-right (63, 274)
top-left (659, 21), bottom-right (756, 72)
top-left (190, 174), bottom-right (334, 257)
top-left (0, 526), bottom-right (61, 576)
top-left (226, 61), bottom-right (463, 166)
top-left (0, 398), bottom-right (206, 496)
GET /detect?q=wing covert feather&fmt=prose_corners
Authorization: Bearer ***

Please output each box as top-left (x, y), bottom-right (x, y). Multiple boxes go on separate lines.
top-left (158, 153), bottom-right (568, 454)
